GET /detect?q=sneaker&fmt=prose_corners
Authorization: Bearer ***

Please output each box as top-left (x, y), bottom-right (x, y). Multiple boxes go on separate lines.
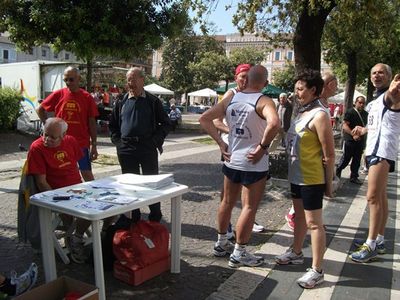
top-left (226, 223), bottom-right (235, 240)
top-left (285, 212), bottom-right (295, 230)
top-left (297, 268), bottom-right (324, 289)
top-left (350, 177), bottom-right (363, 185)
top-left (361, 168), bottom-right (368, 175)
top-left (68, 234), bottom-right (87, 264)
top-left (252, 222), bottom-right (265, 233)
top-left (228, 250), bottom-right (264, 268)
top-left (350, 243), bottom-right (378, 263)
top-left (275, 247), bottom-right (304, 265)
top-left (353, 239), bottom-right (386, 255)
top-left (213, 240), bottom-right (234, 257)
top-left (10, 263), bottom-right (38, 296)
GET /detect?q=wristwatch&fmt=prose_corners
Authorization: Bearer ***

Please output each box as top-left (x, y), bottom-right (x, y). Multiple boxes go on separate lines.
top-left (259, 143), bottom-right (269, 150)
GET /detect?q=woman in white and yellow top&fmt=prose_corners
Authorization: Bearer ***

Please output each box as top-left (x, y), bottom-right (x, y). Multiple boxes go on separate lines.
top-left (275, 69), bottom-right (335, 289)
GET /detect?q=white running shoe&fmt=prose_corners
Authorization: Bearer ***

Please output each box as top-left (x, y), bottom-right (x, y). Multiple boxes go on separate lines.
top-left (11, 263), bottom-right (38, 296)
top-left (252, 222), bottom-right (265, 233)
top-left (213, 240), bottom-right (234, 257)
top-left (275, 247), bottom-right (304, 265)
top-left (297, 268), bottom-right (324, 289)
top-left (228, 250), bottom-right (264, 268)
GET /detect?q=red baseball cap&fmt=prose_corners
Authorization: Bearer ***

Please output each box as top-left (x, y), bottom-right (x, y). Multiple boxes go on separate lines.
top-left (235, 64), bottom-right (251, 76)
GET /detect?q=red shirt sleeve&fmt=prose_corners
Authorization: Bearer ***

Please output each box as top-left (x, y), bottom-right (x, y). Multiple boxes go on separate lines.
top-left (27, 142), bottom-right (47, 175)
top-left (87, 93), bottom-right (99, 118)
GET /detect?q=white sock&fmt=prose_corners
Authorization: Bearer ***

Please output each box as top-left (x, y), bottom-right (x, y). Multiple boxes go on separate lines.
top-left (233, 243), bottom-right (246, 257)
top-left (289, 206), bottom-right (295, 215)
top-left (217, 233), bottom-right (228, 245)
top-left (365, 239), bottom-right (376, 251)
top-left (376, 234), bottom-right (384, 245)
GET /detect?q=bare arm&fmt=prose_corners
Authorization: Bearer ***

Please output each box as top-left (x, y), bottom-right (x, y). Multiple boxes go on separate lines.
top-left (247, 97), bottom-right (279, 163)
top-left (36, 105), bottom-right (48, 123)
top-left (88, 117), bottom-right (98, 161)
top-left (213, 90), bottom-right (234, 134)
top-left (311, 112), bottom-right (335, 197)
top-left (199, 98), bottom-right (231, 160)
top-left (34, 174), bottom-right (52, 192)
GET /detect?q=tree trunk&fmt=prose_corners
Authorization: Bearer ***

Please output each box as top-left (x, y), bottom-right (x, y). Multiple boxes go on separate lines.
top-left (344, 51), bottom-right (357, 110)
top-left (293, 3), bottom-right (336, 74)
top-left (86, 59), bottom-right (93, 91)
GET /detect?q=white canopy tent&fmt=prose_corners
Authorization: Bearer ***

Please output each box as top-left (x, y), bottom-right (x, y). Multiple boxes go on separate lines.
top-left (329, 90), bottom-right (366, 104)
top-left (188, 88), bottom-right (218, 105)
top-left (144, 83), bottom-right (174, 95)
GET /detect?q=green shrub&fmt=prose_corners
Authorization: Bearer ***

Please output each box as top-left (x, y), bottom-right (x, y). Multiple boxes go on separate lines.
top-left (0, 87), bottom-right (22, 130)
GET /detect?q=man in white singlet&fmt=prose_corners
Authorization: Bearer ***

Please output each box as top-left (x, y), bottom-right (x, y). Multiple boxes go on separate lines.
top-left (200, 65), bottom-right (279, 268)
top-left (351, 73), bottom-right (400, 263)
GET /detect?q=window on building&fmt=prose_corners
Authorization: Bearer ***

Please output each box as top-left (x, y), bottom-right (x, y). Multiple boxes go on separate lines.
top-left (3, 49), bottom-right (9, 60)
top-left (65, 53), bottom-right (70, 60)
top-left (54, 53), bottom-right (58, 59)
top-left (274, 51), bottom-right (281, 61)
top-left (287, 51), bottom-right (293, 61)
top-left (28, 48), bottom-right (34, 55)
top-left (42, 49), bottom-right (47, 57)
top-left (9, 50), bottom-right (16, 61)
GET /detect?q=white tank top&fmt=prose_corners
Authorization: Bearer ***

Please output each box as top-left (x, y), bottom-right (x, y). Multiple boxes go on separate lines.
top-left (224, 92), bottom-right (268, 172)
top-left (365, 94), bottom-right (400, 161)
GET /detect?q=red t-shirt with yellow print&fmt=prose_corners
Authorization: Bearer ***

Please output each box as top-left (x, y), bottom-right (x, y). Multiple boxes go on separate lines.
top-left (27, 135), bottom-right (83, 189)
top-left (41, 88), bottom-right (99, 148)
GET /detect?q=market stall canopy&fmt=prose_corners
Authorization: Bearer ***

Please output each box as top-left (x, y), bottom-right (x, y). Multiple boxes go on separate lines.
top-left (144, 83), bottom-right (174, 95)
top-left (188, 88), bottom-right (218, 98)
top-left (215, 83), bottom-right (285, 98)
top-left (329, 90), bottom-right (366, 104)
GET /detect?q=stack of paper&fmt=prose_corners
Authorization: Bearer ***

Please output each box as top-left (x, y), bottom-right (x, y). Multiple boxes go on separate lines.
top-left (118, 173), bottom-right (174, 189)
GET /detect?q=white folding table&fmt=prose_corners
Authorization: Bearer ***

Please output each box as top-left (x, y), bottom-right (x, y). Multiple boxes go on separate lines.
top-left (30, 174), bottom-right (188, 300)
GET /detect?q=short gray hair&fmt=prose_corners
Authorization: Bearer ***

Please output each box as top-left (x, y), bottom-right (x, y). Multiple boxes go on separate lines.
top-left (247, 65), bottom-right (268, 85)
top-left (64, 66), bottom-right (80, 75)
top-left (279, 93), bottom-right (287, 98)
top-left (126, 67), bottom-right (145, 78)
top-left (371, 63), bottom-right (392, 79)
top-left (44, 117), bottom-right (68, 135)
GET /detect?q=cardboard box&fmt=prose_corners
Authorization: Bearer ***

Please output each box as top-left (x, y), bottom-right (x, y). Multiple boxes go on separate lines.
top-left (14, 276), bottom-right (98, 300)
top-left (114, 256), bottom-right (170, 286)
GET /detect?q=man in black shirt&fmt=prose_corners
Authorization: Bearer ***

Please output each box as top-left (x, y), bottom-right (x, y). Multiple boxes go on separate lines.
top-left (336, 96), bottom-right (368, 184)
top-left (109, 67), bottom-right (171, 222)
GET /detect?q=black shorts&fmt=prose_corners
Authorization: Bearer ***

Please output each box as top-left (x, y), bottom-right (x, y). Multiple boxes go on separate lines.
top-left (366, 155), bottom-right (395, 173)
top-left (222, 165), bottom-right (269, 185)
top-left (290, 183), bottom-right (325, 211)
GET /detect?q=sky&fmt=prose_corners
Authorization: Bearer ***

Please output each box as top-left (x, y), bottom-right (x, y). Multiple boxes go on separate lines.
top-left (193, 0), bottom-right (238, 35)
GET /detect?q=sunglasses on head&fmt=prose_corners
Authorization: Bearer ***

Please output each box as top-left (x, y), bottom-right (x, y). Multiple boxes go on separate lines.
top-left (64, 77), bottom-right (75, 82)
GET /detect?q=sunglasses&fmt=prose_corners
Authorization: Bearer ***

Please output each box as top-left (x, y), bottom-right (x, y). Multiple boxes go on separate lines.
top-left (63, 77), bottom-right (75, 82)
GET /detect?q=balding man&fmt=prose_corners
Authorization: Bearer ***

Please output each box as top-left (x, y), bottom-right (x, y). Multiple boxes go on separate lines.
top-left (109, 67), bottom-right (171, 224)
top-left (37, 66), bottom-right (99, 182)
top-left (27, 117), bottom-right (90, 263)
top-left (277, 92), bottom-right (293, 147)
top-left (200, 65), bottom-right (279, 268)
top-left (370, 63), bottom-right (392, 99)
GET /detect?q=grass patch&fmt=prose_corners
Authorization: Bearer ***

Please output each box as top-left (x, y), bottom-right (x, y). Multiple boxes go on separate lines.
top-left (93, 154), bottom-right (119, 165)
top-left (191, 137), bottom-right (216, 145)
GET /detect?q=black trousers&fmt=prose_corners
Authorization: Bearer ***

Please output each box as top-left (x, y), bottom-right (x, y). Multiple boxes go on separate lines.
top-left (117, 145), bottom-right (162, 222)
top-left (336, 140), bottom-right (364, 179)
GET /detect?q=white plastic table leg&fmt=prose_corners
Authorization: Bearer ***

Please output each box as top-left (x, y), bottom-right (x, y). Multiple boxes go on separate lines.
top-left (170, 195), bottom-right (182, 273)
top-left (39, 207), bottom-right (57, 282)
top-left (92, 220), bottom-right (106, 300)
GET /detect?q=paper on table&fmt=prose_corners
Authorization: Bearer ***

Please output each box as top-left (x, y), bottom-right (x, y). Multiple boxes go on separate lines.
top-left (96, 195), bottom-right (138, 205)
top-left (118, 173), bottom-right (174, 189)
top-left (75, 201), bottom-right (113, 211)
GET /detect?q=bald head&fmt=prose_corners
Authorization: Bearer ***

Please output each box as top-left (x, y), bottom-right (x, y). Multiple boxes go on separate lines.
top-left (126, 67), bottom-right (145, 96)
top-left (247, 65), bottom-right (268, 89)
top-left (43, 117), bottom-right (68, 148)
top-left (63, 66), bottom-right (80, 92)
top-left (321, 72), bottom-right (338, 100)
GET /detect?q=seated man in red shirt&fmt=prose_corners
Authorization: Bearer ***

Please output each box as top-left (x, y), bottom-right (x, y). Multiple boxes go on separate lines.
top-left (27, 117), bottom-right (90, 264)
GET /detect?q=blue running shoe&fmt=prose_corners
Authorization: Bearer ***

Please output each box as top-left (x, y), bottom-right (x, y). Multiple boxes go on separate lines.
top-left (353, 239), bottom-right (386, 255)
top-left (350, 244), bottom-right (378, 263)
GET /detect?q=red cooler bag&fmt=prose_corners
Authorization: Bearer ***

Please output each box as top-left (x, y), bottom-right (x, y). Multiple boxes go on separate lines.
top-left (113, 220), bottom-right (169, 268)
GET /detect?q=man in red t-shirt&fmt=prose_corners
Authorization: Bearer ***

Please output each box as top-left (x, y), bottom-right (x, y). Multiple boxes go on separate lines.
top-left (37, 66), bottom-right (99, 181)
top-left (27, 117), bottom-right (90, 264)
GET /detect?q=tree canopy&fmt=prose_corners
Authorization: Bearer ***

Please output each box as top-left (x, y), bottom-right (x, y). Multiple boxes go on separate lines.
top-left (0, 0), bottom-right (190, 87)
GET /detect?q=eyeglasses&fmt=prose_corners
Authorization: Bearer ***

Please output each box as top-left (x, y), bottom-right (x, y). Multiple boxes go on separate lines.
top-left (63, 77), bottom-right (75, 82)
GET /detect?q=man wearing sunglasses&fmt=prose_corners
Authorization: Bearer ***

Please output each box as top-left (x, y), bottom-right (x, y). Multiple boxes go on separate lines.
top-left (37, 66), bottom-right (99, 182)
